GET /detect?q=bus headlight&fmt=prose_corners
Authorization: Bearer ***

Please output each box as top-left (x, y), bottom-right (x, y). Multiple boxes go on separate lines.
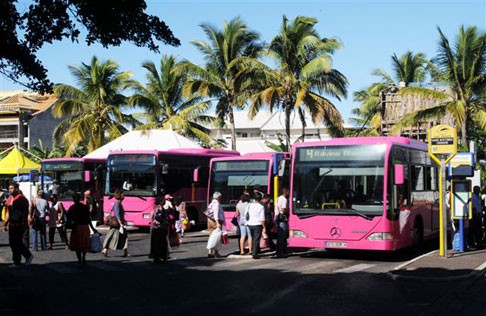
top-left (367, 232), bottom-right (392, 240)
top-left (143, 214), bottom-right (152, 219)
top-left (290, 230), bottom-right (308, 238)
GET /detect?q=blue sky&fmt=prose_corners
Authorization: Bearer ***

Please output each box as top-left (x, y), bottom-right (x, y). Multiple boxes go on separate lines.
top-left (2, 0), bottom-right (485, 123)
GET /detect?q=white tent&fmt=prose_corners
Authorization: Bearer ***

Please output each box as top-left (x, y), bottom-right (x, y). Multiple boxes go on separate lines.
top-left (84, 130), bottom-right (202, 159)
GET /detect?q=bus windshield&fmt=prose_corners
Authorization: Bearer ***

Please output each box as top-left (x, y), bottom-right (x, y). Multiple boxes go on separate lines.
top-left (42, 161), bottom-right (84, 201)
top-left (106, 154), bottom-right (157, 197)
top-left (210, 160), bottom-right (269, 204)
top-left (293, 145), bottom-right (387, 217)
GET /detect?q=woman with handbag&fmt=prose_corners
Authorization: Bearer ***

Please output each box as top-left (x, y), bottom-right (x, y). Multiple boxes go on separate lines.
top-left (206, 192), bottom-right (224, 258)
top-left (68, 192), bottom-right (98, 267)
top-left (149, 196), bottom-right (170, 263)
top-left (102, 190), bottom-right (130, 257)
top-left (47, 194), bottom-right (68, 250)
top-left (234, 194), bottom-right (251, 255)
top-left (246, 194), bottom-right (266, 259)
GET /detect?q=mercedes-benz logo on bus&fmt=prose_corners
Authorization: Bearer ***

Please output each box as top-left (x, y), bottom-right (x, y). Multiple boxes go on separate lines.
top-left (330, 227), bottom-right (341, 239)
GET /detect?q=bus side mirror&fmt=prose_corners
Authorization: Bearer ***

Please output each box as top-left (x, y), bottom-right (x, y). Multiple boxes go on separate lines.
top-left (193, 168), bottom-right (199, 183)
top-left (394, 164), bottom-right (404, 185)
top-left (85, 170), bottom-right (91, 182)
top-left (278, 160), bottom-right (286, 177)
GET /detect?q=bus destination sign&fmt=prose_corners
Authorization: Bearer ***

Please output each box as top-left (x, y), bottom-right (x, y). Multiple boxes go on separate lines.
top-left (298, 145), bottom-right (385, 162)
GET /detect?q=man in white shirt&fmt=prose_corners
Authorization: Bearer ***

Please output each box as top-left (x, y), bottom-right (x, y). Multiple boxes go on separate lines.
top-left (274, 188), bottom-right (289, 258)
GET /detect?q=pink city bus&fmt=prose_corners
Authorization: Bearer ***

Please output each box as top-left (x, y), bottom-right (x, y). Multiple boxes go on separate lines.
top-left (289, 137), bottom-right (440, 251)
top-left (104, 149), bottom-right (239, 227)
top-left (208, 152), bottom-right (290, 232)
top-left (41, 158), bottom-right (106, 221)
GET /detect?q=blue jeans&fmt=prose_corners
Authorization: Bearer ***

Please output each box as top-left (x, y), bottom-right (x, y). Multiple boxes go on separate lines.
top-left (31, 217), bottom-right (47, 250)
top-left (276, 221), bottom-right (288, 256)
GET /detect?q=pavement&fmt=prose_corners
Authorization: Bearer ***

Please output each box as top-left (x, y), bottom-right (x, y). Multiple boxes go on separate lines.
top-left (387, 245), bottom-right (486, 316)
top-left (388, 247), bottom-right (486, 281)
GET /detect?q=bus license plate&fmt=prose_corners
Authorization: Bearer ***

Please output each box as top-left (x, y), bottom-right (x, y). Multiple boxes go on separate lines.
top-left (127, 222), bottom-right (134, 226)
top-left (326, 241), bottom-right (347, 248)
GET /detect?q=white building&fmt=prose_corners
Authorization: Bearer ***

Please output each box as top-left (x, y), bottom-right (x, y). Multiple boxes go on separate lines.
top-left (209, 110), bottom-right (353, 154)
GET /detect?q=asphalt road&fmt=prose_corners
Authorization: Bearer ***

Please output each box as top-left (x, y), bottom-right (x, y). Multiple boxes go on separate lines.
top-left (0, 228), bottom-right (482, 316)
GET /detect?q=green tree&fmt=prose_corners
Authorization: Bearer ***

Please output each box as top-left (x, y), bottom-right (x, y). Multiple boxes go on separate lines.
top-left (394, 26), bottom-right (486, 144)
top-left (1, 0), bottom-right (179, 92)
top-left (129, 55), bottom-right (215, 146)
top-left (372, 51), bottom-right (429, 86)
top-left (248, 16), bottom-right (348, 151)
top-left (177, 17), bottom-right (264, 150)
top-left (52, 56), bottom-right (135, 156)
top-left (350, 82), bottom-right (388, 136)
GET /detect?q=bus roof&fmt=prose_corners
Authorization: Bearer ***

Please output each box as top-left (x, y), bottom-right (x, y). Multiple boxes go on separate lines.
top-left (210, 151), bottom-right (290, 163)
top-left (292, 137), bottom-right (427, 151)
top-left (41, 157), bottom-right (107, 163)
top-left (107, 148), bottom-right (240, 158)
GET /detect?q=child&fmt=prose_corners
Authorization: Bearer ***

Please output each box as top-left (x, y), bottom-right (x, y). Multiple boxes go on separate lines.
top-left (174, 196), bottom-right (190, 237)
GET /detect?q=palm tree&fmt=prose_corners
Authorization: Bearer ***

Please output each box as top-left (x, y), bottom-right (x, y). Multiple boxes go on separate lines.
top-left (177, 17), bottom-right (264, 150)
top-left (372, 51), bottom-right (428, 86)
top-left (129, 55), bottom-right (215, 146)
top-left (350, 82), bottom-right (388, 136)
top-left (248, 15), bottom-right (348, 151)
top-left (394, 26), bottom-right (486, 144)
top-left (53, 57), bottom-right (135, 156)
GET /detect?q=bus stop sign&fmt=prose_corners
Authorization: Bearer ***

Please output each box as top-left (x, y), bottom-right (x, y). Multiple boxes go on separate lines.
top-left (428, 125), bottom-right (457, 157)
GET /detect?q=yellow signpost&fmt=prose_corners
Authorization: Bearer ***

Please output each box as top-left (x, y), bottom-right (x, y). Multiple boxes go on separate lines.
top-left (428, 125), bottom-right (457, 257)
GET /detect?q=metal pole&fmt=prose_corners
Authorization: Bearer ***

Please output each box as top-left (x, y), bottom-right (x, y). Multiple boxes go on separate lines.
top-left (440, 158), bottom-right (448, 257)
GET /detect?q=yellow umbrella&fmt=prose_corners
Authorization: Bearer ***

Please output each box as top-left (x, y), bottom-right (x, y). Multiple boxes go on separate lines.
top-left (0, 146), bottom-right (40, 177)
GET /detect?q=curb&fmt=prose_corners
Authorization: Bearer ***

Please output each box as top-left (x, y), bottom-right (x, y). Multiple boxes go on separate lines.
top-left (387, 249), bottom-right (486, 282)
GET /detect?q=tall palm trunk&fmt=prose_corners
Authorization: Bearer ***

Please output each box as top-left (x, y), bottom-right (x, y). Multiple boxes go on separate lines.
top-left (285, 103), bottom-right (292, 152)
top-left (228, 109), bottom-right (237, 151)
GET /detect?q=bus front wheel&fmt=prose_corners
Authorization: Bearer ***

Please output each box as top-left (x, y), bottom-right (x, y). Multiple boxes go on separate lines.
top-left (412, 217), bottom-right (424, 247)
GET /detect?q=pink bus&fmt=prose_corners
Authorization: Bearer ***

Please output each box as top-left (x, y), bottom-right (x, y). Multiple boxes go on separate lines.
top-left (41, 158), bottom-right (106, 220)
top-left (289, 137), bottom-right (440, 251)
top-left (208, 152), bottom-right (290, 232)
top-left (104, 149), bottom-right (239, 227)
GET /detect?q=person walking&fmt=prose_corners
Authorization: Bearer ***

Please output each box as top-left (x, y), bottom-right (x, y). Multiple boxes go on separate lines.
top-left (207, 192), bottom-right (224, 258)
top-left (2, 182), bottom-right (34, 268)
top-left (102, 190), bottom-right (130, 257)
top-left (30, 190), bottom-right (49, 251)
top-left (469, 185), bottom-right (483, 249)
top-left (149, 196), bottom-right (170, 263)
top-left (47, 194), bottom-right (68, 249)
top-left (68, 192), bottom-right (98, 267)
top-left (234, 194), bottom-right (251, 255)
top-left (246, 194), bottom-right (266, 259)
top-left (84, 189), bottom-right (98, 228)
top-left (261, 194), bottom-right (276, 251)
top-left (274, 188), bottom-right (290, 259)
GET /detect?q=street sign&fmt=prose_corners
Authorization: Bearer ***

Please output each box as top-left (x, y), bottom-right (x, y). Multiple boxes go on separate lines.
top-left (448, 152), bottom-right (475, 177)
top-left (428, 125), bottom-right (457, 156)
top-left (427, 124), bottom-right (457, 258)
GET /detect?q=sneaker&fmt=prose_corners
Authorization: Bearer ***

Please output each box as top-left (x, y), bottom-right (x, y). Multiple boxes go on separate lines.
top-left (25, 254), bottom-right (34, 266)
top-left (8, 264), bottom-right (21, 269)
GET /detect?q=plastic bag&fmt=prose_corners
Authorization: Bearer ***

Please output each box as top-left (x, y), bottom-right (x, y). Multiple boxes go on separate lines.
top-left (90, 233), bottom-right (103, 253)
top-left (207, 228), bottom-right (222, 250)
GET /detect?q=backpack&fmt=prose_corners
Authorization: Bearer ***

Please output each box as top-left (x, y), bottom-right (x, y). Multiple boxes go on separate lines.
top-left (452, 233), bottom-right (461, 251)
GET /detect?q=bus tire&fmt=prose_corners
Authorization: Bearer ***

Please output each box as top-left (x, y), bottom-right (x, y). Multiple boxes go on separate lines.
top-left (412, 217), bottom-right (424, 247)
top-left (187, 206), bottom-right (198, 230)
